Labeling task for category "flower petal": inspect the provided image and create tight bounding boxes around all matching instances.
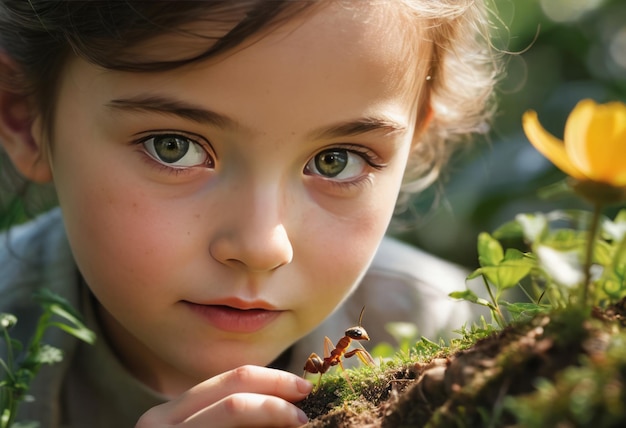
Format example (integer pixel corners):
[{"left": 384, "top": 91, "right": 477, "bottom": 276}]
[
  {"left": 522, "top": 110, "right": 586, "bottom": 180},
  {"left": 565, "top": 99, "right": 626, "bottom": 186}
]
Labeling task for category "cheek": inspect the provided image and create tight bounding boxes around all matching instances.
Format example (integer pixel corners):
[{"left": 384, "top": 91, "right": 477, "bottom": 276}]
[
  {"left": 52, "top": 151, "right": 193, "bottom": 301},
  {"left": 287, "top": 186, "right": 400, "bottom": 340},
  {"left": 296, "top": 171, "right": 404, "bottom": 298}
]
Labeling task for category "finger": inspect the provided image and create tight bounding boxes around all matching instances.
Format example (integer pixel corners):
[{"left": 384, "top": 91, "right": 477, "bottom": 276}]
[
  {"left": 151, "top": 366, "right": 312, "bottom": 423},
  {"left": 184, "top": 393, "right": 309, "bottom": 427}
]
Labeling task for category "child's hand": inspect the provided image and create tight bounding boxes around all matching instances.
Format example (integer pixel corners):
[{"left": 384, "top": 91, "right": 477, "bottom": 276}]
[{"left": 135, "top": 365, "right": 312, "bottom": 427}]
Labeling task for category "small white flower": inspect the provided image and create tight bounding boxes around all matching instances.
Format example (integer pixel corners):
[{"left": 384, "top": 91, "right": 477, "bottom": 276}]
[
  {"left": 0, "top": 313, "right": 17, "bottom": 329},
  {"left": 536, "top": 246, "right": 584, "bottom": 287},
  {"left": 603, "top": 218, "right": 626, "bottom": 242}
]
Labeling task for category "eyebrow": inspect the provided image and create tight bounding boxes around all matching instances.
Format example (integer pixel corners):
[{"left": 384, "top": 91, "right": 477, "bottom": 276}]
[
  {"left": 107, "top": 96, "right": 238, "bottom": 129},
  {"left": 308, "top": 117, "right": 407, "bottom": 140},
  {"left": 106, "top": 95, "right": 407, "bottom": 139}
]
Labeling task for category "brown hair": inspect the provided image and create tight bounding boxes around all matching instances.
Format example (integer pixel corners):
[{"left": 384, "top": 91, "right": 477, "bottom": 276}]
[
  {"left": 0, "top": 0, "right": 500, "bottom": 218},
  {"left": 0, "top": 1, "right": 316, "bottom": 138},
  {"left": 397, "top": 0, "right": 501, "bottom": 202}
]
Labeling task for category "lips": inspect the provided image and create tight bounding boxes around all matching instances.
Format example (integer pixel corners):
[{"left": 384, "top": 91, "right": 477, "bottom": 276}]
[{"left": 184, "top": 301, "right": 282, "bottom": 334}]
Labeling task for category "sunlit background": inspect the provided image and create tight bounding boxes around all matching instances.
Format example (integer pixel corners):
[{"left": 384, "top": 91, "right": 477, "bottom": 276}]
[{"left": 393, "top": 0, "right": 626, "bottom": 268}]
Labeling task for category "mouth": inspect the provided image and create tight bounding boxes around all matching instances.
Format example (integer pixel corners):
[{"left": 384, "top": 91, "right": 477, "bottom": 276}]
[{"left": 183, "top": 301, "right": 283, "bottom": 334}]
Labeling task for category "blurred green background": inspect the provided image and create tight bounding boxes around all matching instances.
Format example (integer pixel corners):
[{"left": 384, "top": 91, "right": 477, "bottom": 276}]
[{"left": 393, "top": 0, "right": 626, "bottom": 269}]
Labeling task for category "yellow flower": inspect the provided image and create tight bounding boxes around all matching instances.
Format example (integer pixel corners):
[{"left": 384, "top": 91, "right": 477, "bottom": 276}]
[{"left": 522, "top": 99, "right": 626, "bottom": 187}]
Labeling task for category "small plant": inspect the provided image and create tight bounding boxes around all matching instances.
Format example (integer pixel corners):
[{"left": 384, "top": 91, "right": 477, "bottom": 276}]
[
  {"left": 452, "top": 99, "right": 626, "bottom": 325},
  {"left": 0, "top": 289, "right": 95, "bottom": 428}
]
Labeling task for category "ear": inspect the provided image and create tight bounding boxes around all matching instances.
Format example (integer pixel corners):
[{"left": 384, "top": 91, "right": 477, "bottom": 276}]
[{"left": 0, "top": 55, "right": 52, "bottom": 183}]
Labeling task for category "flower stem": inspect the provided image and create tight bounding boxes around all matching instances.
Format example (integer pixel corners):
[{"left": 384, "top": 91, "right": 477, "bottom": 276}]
[
  {"left": 582, "top": 203, "right": 603, "bottom": 308},
  {"left": 482, "top": 276, "right": 505, "bottom": 327}
]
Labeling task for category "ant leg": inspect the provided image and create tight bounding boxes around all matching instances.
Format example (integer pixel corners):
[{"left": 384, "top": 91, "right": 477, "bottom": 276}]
[
  {"left": 323, "top": 336, "right": 334, "bottom": 359},
  {"left": 345, "top": 347, "right": 375, "bottom": 367},
  {"left": 336, "top": 359, "right": 355, "bottom": 393}
]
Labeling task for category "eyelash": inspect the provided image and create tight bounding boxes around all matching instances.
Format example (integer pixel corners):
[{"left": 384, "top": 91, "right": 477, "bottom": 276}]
[
  {"left": 132, "top": 130, "right": 214, "bottom": 173},
  {"left": 304, "top": 144, "right": 388, "bottom": 193},
  {"left": 308, "top": 144, "right": 386, "bottom": 172},
  {"left": 131, "top": 132, "right": 386, "bottom": 189},
  {"left": 345, "top": 145, "right": 386, "bottom": 170}
]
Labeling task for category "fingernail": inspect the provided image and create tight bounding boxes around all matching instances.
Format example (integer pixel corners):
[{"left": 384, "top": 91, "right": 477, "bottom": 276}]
[
  {"left": 296, "top": 408, "right": 309, "bottom": 425},
  {"left": 296, "top": 377, "right": 313, "bottom": 395}
]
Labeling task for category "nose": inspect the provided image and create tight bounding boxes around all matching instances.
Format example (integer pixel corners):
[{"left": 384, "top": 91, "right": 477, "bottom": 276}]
[{"left": 209, "top": 188, "right": 294, "bottom": 273}]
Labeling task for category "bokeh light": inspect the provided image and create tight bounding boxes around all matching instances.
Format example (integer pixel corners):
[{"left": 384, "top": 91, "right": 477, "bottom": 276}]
[
  {"left": 539, "top": 0, "right": 603, "bottom": 23},
  {"left": 609, "top": 26, "right": 626, "bottom": 70}
]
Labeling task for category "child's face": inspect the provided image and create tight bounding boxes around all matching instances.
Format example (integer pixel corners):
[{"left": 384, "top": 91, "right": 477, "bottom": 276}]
[{"left": 44, "top": 3, "right": 423, "bottom": 393}]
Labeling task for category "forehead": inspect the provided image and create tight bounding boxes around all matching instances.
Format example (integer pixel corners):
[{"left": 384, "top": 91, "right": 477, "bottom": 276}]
[
  {"left": 121, "top": 1, "right": 424, "bottom": 91},
  {"left": 58, "top": 1, "right": 427, "bottom": 137}
]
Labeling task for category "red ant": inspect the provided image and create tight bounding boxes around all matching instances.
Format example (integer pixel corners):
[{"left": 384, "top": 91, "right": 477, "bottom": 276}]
[{"left": 303, "top": 306, "right": 375, "bottom": 389}]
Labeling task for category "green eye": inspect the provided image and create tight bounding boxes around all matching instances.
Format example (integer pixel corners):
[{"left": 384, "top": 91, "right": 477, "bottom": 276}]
[
  {"left": 305, "top": 148, "right": 369, "bottom": 181},
  {"left": 142, "top": 134, "right": 212, "bottom": 168},
  {"left": 153, "top": 135, "right": 190, "bottom": 163},
  {"left": 314, "top": 149, "right": 349, "bottom": 177}
]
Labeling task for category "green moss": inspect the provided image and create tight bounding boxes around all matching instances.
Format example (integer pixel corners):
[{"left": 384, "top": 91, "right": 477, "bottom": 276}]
[{"left": 505, "top": 331, "right": 626, "bottom": 427}]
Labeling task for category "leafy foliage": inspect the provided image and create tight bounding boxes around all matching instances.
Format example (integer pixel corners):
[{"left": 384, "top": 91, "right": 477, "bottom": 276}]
[
  {"left": 0, "top": 290, "right": 95, "bottom": 428},
  {"left": 505, "top": 330, "right": 626, "bottom": 427},
  {"left": 451, "top": 206, "right": 626, "bottom": 327}
]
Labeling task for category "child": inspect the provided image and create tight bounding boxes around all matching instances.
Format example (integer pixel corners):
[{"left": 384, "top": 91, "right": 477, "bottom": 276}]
[{"left": 0, "top": 1, "right": 499, "bottom": 426}]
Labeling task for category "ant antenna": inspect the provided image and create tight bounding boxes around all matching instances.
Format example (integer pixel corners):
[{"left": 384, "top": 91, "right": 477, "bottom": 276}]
[{"left": 358, "top": 306, "right": 366, "bottom": 327}]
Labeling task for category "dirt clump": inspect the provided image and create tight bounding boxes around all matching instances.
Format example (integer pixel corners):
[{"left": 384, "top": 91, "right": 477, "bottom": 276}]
[{"left": 298, "top": 299, "right": 626, "bottom": 427}]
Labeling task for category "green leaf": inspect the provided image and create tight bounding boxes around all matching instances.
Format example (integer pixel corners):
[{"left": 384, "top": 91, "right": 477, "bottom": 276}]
[
  {"left": 614, "top": 209, "right": 626, "bottom": 224},
  {"left": 503, "top": 248, "right": 527, "bottom": 261},
  {"left": 542, "top": 229, "right": 586, "bottom": 252},
  {"left": 413, "top": 337, "right": 443, "bottom": 360},
  {"left": 33, "top": 289, "right": 83, "bottom": 323},
  {"left": 614, "top": 261, "right": 626, "bottom": 280},
  {"left": 467, "top": 267, "right": 484, "bottom": 280},
  {"left": 601, "top": 278, "right": 624, "bottom": 300},
  {"left": 449, "top": 289, "right": 492, "bottom": 307},
  {"left": 33, "top": 289, "right": 96, "bottom": 345},
  {"left": 492, "top": 220, "right": 523, "bottom": 240},
  {"left": 477, "top": 232, "right": 503, "bottom": 267},
  {"left": 48, "top": 322, "right": 96, "bottom": 345},
  {"left": 478, "top": 252, "right": 534, "bottom": 289},
  {"left": 500, "top": 301, "right": 551, "bottom": 319},
  {"left": 2, "top": 408, "right": 12, "bottom": 428},
  {"left": 593, "top": 240, "right": 613, "bottom": 266}
]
